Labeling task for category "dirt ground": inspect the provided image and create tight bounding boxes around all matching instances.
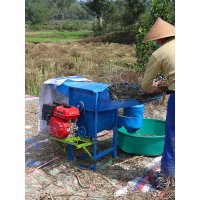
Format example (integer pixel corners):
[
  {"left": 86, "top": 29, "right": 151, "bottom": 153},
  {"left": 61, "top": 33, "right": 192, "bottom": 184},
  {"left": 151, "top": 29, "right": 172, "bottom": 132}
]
[{"left": 25, "top": 96, "right": 174, "bottom": 200}]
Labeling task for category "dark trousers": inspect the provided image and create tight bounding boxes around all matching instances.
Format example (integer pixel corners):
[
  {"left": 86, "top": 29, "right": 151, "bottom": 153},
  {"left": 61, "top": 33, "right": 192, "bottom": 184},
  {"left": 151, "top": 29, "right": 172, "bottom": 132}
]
[{"left": 161, "top": 93, "right": 175, "bottom": 177}]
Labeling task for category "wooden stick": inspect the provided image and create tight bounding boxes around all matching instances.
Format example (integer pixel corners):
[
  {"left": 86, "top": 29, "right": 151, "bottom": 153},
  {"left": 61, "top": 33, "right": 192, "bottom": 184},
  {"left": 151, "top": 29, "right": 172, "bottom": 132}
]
[{"left": 72, "top": 172, "right": 89, "bottom": 188}]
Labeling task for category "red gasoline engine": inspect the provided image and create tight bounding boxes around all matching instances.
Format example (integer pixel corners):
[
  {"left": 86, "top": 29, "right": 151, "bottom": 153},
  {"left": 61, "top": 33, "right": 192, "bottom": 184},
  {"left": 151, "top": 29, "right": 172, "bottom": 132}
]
[{"left": 42, "top": 103, "right": 80, "bottom": 139}]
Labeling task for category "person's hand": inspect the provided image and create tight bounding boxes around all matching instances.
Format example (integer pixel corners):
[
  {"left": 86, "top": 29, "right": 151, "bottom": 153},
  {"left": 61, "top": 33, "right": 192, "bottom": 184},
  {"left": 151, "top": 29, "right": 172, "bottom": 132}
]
[
  {"left": 152, "top": 80, "right": 168, "bottom": 93},
  {"left": 152, "top": 80, "right": 163, "bottom": 87}
]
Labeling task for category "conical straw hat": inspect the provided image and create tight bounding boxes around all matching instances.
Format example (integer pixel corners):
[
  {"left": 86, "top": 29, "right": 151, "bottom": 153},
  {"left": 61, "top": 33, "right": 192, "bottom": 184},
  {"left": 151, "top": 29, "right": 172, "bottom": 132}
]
[{"left": 143, "top": 17, "right": 175, "bottom": 42}]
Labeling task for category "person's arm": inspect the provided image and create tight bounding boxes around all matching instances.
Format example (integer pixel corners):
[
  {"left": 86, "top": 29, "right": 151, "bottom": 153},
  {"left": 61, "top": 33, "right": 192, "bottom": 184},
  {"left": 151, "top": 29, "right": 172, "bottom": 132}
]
[{"left": 141, "top": 54, "right": 162, "bottom": 94}]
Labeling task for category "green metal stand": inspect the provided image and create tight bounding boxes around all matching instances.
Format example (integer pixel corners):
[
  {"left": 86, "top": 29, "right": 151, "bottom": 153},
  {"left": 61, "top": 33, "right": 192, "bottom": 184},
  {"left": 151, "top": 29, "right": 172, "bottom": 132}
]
[{"left": 49, "top": 135, "right": 95, "bottom": 160}]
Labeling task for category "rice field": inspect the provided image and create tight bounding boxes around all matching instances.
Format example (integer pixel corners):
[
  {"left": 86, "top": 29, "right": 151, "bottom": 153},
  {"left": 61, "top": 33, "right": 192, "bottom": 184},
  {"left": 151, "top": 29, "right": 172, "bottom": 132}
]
[
  {"left": 25, "top": 41, "right": 140, "bottom": 96},
  {"left": 25, "top": 31, "right": 93, "bottom": 43}
]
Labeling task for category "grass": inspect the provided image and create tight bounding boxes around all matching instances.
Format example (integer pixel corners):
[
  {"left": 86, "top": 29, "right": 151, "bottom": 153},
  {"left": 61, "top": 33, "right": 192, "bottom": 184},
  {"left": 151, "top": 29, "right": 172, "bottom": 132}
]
[
  {"left": 25, "top": 42, "right": 140, "bottom": 96},
  {"left": 26, "top": 19, "right": 94, "bottom": 32},
  {"left": 25, "top": 31, "right": 94, "bottom": 43}
]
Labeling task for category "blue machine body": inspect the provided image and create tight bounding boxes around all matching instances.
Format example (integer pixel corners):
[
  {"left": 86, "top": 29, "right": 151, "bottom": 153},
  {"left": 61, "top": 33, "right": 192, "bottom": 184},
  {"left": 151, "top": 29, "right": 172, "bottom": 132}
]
[
  {"left": 46, "top": 76, "right": 161, "bottom": 170},
  {"left": 118, "top": 104, "right": 144, "bottom": 133},
  {"left": 56, "top": 81, "right": 141, "bottom": 136}
]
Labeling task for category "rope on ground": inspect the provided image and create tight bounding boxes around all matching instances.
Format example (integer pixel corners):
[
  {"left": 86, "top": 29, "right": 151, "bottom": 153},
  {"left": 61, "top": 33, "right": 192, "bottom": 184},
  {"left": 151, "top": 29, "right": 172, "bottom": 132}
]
[
  {"left": 72, "top": 172, "right": 89, "bottom": 188},
  {"left": 25, "top": 156, "right": 60, "bottom": 180}
]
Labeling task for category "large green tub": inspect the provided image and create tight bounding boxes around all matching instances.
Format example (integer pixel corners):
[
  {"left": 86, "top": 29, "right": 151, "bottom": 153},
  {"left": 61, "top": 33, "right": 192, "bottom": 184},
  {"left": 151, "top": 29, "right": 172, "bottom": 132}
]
[{"left": 117, "top": 118, "right": 165, "bottom": 156}]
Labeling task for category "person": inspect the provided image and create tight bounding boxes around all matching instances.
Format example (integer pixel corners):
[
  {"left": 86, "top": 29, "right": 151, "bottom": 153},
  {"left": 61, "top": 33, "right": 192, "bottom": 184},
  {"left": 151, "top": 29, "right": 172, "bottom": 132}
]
[{"left": 141, "top": 17, "right": 175, "bottom": 190}]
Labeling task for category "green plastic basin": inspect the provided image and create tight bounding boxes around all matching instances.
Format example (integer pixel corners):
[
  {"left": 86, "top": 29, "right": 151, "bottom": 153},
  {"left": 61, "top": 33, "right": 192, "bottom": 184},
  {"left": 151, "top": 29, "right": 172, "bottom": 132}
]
[{"left": 117, "top": 118, "right": 165, "bottom": 156}]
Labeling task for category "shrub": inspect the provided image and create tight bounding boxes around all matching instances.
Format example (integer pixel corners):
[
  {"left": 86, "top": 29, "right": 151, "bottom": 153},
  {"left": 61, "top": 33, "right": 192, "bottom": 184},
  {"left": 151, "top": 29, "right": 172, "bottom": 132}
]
[
  {"left": 26, "top": 20, "right": 93, "bottom": 32},
  {"left": 61, "top": 21, "right": 92, "bottom": 31},
  {"left": 104, "top": 27, "right": 137, "bottom": 44},
  {"left": 135, "top": 0, "right": 175, "bottom": 71}
]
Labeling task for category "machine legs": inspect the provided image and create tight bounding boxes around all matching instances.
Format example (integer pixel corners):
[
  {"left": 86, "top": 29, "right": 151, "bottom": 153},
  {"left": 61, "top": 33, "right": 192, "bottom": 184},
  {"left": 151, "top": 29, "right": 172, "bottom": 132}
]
[
  {"left": 64, "top": 129, "right": 117, "bottom": 169},
  {"left": 67, "top": 144, "right": 73, "bottom": 160},
  {"left": 112, "top": 111, "right": 118, "bottom": 158},
  {"left": 92, "top": 162, "right": 97, "bottom": 171},
  {"left": 112, "top": 129, "right": 117, "bottom": 158}
]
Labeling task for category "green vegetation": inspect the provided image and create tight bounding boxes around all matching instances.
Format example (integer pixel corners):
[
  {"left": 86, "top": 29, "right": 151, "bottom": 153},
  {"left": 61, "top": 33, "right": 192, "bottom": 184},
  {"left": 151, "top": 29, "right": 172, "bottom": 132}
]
[
  {"left": 83, "top": 0, "right": 111, "bottom": 29},
  {"left": 25, "top": 31, "right": 93, "bottom": 43},
  {"left": 25, "top": 0, "right": 95, "bottom": 32},
  {"left": 64, "top": 3, "right": 94, "bottom": 20},
  {"left": 85, "top": 0, "right": 147, "bottom": 39},
  {"left": 135, "top": 0, "right": 175, "bottom": 71},
  {"left": 26, "top": 20, "right": 94, "bottom": 31},
  {"left": 25, "top": 0, "right": 94, "bottom": 24}
]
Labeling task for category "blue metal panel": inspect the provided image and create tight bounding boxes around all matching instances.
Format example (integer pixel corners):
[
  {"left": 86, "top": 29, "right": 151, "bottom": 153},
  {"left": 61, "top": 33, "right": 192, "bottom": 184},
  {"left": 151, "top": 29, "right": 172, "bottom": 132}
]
[
  {"left": 57, "top": 84, "right": 70, "bottom": 97},
  {"left": 112, "top": 109, "right": 118, "bottom": 158},
  {"left": 69, "top": 88, "right": 97, "bottom": 111},
  {"left": 124, "top": 104, "right": 144, "bottom": 117},
  {"left": 93, "top": 92, "right": 98, "bottom": 170},
  {"left": 77, "top": 110, "right": 116, "bottom": 136},
  {"left": 118, "top": 105, "right": 144, "bottom": 133},
  {"left": 62, "top": 81, "right": 109, "bottom": 93},
  {"left": 68, "top": 145, "right": 73, "bottom": 160}
]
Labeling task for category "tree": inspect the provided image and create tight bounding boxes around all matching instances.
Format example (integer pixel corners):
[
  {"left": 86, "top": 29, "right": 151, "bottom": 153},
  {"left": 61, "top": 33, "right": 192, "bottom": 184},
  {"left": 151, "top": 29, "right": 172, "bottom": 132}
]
[
  {"left": 135, "top": 0, "right": 175, "bottom": 71},
  {"left": 25, "top": 0, "right": 55, "bottom": 24},
  {"left": 46, "top": 0, "right": 73, "bottom": 20},
  {"left": 83, "top": 0, "right": 111, "bottom": 29},
  {"left": 122, "top": 0, "right": 147, "bottom": 26},
  {"left": 100, "top": 0, "right": 147, "bottom": 43},
  {"left": 64, "top": 3, "right": 94, "bottom": 20},
  {"left": 103, "top": 0, "right": 125, "bottom": 31}
]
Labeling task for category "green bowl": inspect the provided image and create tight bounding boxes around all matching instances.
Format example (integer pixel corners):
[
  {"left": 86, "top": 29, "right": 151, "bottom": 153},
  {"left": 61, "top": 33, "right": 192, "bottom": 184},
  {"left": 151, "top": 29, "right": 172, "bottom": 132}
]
[{"left": 117, "top": 118, "right": 165, "bottom": 156}]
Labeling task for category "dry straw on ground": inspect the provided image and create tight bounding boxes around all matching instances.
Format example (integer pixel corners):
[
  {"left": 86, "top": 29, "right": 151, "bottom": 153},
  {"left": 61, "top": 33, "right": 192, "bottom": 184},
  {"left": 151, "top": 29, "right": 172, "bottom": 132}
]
[
  {"left": 25, "top": 97, "right": 174, "bottom": 200},
  {"left": 25, "top": 42, "right": 139, "bottom": 95}
]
